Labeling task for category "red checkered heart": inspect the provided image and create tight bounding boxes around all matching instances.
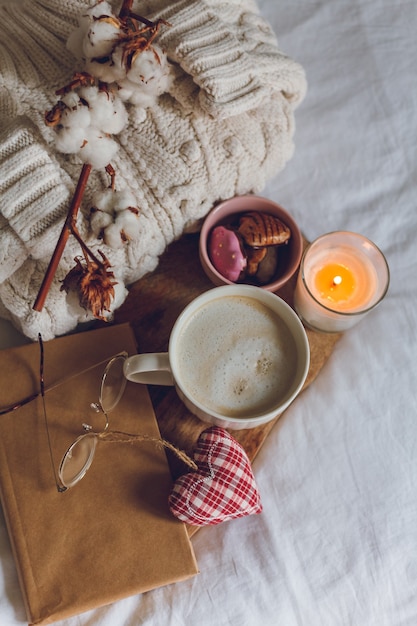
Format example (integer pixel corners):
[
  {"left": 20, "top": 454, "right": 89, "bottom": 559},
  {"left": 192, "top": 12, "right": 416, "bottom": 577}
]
[{"left": 169, "top": 426, "right": 262, "bottom": 526}]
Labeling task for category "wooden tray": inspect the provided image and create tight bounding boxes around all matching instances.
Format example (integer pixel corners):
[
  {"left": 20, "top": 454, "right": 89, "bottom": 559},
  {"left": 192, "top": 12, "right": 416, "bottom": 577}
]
[{"left": 113, "top": 233, "right": 341, "bottom": 475}]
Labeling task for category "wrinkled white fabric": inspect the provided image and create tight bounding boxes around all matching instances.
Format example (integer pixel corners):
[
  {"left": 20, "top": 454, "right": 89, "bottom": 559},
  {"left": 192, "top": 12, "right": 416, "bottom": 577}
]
[{"left": 1, "top": 1, "right": 417, "bottom": 626}]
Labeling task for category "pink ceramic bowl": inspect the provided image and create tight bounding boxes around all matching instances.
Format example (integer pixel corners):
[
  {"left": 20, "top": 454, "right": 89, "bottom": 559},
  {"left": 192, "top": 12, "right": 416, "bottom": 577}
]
[{"left": 199, "top": 195, "right": 303, "bottom": 292}]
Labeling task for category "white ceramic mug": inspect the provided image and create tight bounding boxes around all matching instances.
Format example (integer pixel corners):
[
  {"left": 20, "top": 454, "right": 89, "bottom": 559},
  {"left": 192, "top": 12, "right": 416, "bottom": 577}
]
[{"left": 123, "top": 285, "right": 310, "bottom": 430}]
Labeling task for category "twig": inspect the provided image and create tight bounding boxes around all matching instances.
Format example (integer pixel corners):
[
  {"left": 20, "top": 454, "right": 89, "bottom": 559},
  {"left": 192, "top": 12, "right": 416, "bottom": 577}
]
[
  {"left": 33, "top": 163, "right": 92, "bottom": 312},
  {"left": 119, "top": 0, "right": 156, "bottom": 27}
]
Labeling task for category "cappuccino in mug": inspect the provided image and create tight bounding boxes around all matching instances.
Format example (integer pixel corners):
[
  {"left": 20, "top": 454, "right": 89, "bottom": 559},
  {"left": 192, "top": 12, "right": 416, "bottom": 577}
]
[
  {"left": 173, "top": 295, "right": 297, "bottom": 418},
  {"left": 124, "top": 285, "right": 310, "bottom": 430}
]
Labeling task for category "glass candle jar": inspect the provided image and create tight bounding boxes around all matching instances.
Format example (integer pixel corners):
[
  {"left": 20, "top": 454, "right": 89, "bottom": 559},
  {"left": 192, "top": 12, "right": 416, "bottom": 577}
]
[{"left": 294, "top": 231, "right": 390, "bottom": 333}]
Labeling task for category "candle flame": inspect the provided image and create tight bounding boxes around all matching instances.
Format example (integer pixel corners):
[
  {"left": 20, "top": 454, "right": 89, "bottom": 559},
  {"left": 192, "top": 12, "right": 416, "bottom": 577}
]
[{"left": 333, "top": 275, "right": 342, "bottom": 286}]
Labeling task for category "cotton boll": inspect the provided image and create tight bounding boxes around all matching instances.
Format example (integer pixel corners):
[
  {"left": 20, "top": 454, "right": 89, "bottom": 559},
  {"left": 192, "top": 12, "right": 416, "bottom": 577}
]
[
  {"left": 61, "top": 91, "right": 81, "bottom": 109},
  {"left": 77, "top": 128, "right": 119, "bottom": 168},
  {"left": 127, "top": 47, "right": 164, "bottom": 85},
  {"left": 91, "top": 188, "right": 116, "bottom": 213},
  {"left": 88, "top": 92, "right": 116, "bottom": 129},
  {"left": 115, "top": 208, "right": 141, "bottom": 240},
  {"left": 102, "top": 222, "right": 125, "bottom": 249},
  {"left": 65, "top": 287, "right": 96, "bottom": 321},
  {"left": 60, "top": 103, "right": 91, "bottom": 130},
  {"left": 54, "top": 126, "right": 86, "bottom": 154},
  {"left": 87, "top": 1, "right": 114, "bottom": 20},
  {"left": 83, "top": 17, "right": 121, "bottom": 60},
  {"left": 129, "top": 105, "right": 147, "bottom": 124},
  {"left": 111, "top": 276, "right": 128, "bottom": 308},
  {"left": 91, "top": 188, "right": 141, "bottom": 247},
  {"left": 101, "top": 209, "right": 141, "bottom": 248},
  {"left": 117, "top": 78, "right": 157, "bottom": 108},
  {"left": 78, "top": 85, "right": 99, "bottom": 105},
  {"left": 127, "top": 46, "right": 172, "bottom": 90},
  {"left": 89, "top": 208, "right": 114, "bottom": 238},
  {"left": 101, "top": 277, "right": 128, "bottom": 320},
  {"left": 58, "top": 92, "right": 91, "bottom": 132},
  {"left": 116, "top": 83, "right": 134, "bottom": 103},
  {"left": 66, "top": 1, "right": 115, "bottom": 60},
  {"left": 105, "top": 94, "right": 128, "bottom": 134},
  {"left": 89, "top": 91, "right": 128, "bottom": 134},
  {"left": 118, "top": 47, "right": 173, "bottom": 106},
  {"left": 112, "top": 188, "right": 137, "bottom": 213}
]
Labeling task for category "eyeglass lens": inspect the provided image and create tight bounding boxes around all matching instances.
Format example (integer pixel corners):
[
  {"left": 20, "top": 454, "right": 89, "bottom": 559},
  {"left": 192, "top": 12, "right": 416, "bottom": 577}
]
[
  {"left": 59, "top": 433, "right": 98, "bottom": 488},
  {"left": 100, "top": 354, "right": 127, "bottom": 413},
  {"left": 58, "top": 354, "right": 127, "bottom": 489}
]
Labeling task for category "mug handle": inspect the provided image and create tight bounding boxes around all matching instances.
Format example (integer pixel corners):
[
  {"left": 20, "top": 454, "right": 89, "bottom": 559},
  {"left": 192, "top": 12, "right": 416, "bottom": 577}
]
[{"left": 123, "top": 353, "right": 174, "bottom": 386}]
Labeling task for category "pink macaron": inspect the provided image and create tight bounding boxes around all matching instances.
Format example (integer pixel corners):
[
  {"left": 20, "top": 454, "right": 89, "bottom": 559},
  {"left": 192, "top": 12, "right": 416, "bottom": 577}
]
[{"left": 208, "top": 226, "right": 247, "bottom": 282}]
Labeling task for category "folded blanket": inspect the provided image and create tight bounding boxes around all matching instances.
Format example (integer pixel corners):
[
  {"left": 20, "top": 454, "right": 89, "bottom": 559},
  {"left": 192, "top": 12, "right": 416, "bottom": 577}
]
[{"left": 0, "top": 0, "right": 306, "bottom": 340}]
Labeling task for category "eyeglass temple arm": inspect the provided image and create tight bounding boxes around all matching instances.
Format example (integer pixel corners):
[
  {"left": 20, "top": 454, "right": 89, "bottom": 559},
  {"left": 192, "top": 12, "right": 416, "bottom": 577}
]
[
  {"left": 0, "top": 342, "right": 127, "bottom": 417},
  {"left": 39, "top": 333, "right": 45, "bottom": 396},
  {"left": 0, "top": 335, "right": 45, "bottom": 416},
  {"left": 38, "top": 334, "right": 67, "bottom": 493},
  {"left": 0, "top": 391, "right": 40, "bottom": 416}
]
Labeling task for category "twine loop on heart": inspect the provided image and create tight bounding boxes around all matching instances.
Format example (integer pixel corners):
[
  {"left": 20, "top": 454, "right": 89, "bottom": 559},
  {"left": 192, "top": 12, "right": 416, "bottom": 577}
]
[{"left": 99, "top": 430, "right": 198, "bottom": 470}]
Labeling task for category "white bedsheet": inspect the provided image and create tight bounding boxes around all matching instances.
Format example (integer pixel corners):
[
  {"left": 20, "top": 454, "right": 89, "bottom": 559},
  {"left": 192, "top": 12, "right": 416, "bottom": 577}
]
[{"left": 1, "top": 1, "right": 416, "bottom": 625}]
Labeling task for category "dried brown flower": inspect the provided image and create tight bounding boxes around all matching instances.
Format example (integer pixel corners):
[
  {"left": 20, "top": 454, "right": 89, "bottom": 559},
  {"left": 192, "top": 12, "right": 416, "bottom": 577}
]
[
  {"left": 45, "top": 100, "right": 68, "bottom": 127},
  {"left": 55, "top": 71, "right": 96, "bottom": 96},
  {"left": 61, "top": 250, "right": 117, "bottom": 320}
]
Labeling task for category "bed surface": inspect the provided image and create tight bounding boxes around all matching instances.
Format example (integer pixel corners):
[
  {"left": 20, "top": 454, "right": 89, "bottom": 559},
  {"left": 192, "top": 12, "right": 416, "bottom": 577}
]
[{"left": 1, "top": 1, "right": 416, "bottom": 625}]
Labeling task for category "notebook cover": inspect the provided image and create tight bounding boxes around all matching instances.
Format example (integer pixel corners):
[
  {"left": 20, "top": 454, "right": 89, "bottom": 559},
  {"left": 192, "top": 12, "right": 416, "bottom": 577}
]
[{"left": 0, "top": 323, "right": 198, "bottom": 625}]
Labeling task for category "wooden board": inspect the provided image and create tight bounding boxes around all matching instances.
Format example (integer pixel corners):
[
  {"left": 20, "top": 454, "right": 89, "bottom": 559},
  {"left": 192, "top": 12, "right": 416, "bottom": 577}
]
[{"left": 113, "top": 233, "right": 341, "bottom": 476}]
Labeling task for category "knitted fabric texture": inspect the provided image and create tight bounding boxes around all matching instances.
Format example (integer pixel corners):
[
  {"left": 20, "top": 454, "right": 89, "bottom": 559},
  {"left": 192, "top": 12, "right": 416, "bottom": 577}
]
[{"left": 0, "top": 0, "right": 307, "bottom": 340}]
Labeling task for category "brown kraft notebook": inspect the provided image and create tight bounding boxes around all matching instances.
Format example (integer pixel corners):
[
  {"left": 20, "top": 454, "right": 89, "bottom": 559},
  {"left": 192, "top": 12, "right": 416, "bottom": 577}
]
[{"left": 0, "top": 323, "right": 198, "bottom": 625}]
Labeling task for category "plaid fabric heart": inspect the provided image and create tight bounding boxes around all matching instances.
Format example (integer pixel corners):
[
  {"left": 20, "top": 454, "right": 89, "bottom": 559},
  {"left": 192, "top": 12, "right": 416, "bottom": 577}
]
[{"left": 169, "top": 426, "right": 262, "bottom": 526}]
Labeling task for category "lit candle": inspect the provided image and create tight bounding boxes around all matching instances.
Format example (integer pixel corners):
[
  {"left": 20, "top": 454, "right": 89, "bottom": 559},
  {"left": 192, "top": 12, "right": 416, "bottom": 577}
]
[{"left": 294, "top": 232, "right": 390, "bottom": 332}]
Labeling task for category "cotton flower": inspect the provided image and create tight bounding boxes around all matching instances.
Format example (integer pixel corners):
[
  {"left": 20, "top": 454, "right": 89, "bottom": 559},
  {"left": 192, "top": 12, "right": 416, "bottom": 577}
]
[
  {"left": 80, "top": 129, "right": 120, "bottom": 169},
  {"left": 117, "top": 45, "right": 173, "bottom": 107},
  {"left": 38, "top": 3, "right": 170, "bottom": 319},
  {"left": 82, "top": 15, "right": 121, "bottom": 59},
  {"left": 60, "top": 98, "right": 91, "bottom": 129},
  {"left": 102, "top": 209, "right": 140, "bottom": 248},
  {"left": 125, "top": 45, "right": 168, "bottom": 86},
  {"left": 89, "top": 187, "right": 141, "bottom": 248},
  {"left": 65, "top": 2, "right": 172, "bottom": 108},
  {"left": 54, "top": 126, "right": 86, "bottom": 155},
  {"left": 74, "top": 85, "right": 128, "bottom": 134},
  {"left": 66, "top": 1, "right": 118, "bottom": 60},
  {"left": 46, "top": 84, "right": 128, "bottom": 168}
]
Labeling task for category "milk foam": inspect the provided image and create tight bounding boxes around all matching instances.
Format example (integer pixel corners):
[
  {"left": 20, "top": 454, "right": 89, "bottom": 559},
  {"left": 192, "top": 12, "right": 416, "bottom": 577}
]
[{"left": 175, "top": 296, "right": 297, "bottom": 418}]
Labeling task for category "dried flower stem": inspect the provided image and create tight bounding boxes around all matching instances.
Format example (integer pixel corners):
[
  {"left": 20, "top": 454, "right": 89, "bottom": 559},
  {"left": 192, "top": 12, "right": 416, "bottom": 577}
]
[
  {"left": 119, "top": 0, "right": 136, "bottom": 20},
  {"left": 33, "top": 163, "right": 92, "bottom": 312},
  {"left": 33, "top": 0, "right": 161, "bottom": 313}
]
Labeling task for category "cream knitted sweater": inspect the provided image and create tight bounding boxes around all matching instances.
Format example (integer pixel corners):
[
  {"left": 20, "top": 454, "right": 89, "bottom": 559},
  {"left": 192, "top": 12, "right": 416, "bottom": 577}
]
[{"left": 0, "top": 0, "right": 306, "bottom": 340}]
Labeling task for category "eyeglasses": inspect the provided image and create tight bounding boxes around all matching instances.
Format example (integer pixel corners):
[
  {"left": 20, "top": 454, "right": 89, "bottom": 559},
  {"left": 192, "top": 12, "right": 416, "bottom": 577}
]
[
  {"left": 57, "top": 350, "right": 129, "bottom": 490},
  {"left": 1, "top": 334, "right": 196, "bottom": 492},
  {"left": 1, "top": 334, "right": 128, "bottom": 491}
]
